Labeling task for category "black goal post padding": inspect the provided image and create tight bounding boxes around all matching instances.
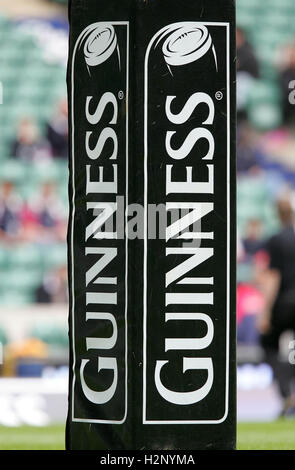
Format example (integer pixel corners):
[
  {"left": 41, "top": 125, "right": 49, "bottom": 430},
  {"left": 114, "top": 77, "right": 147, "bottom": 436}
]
[{"left": 66, "top": 0, "right": 236, "bottom": 450}]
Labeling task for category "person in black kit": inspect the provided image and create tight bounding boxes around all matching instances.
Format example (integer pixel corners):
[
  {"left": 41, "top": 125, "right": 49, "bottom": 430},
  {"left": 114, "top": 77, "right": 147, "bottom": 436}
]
[
  {"left": 259, "top": 197, "right": 295, "bottom": 416},
  {"left": 236, "top": 27, "right": 260, "bottom": 80},
  {"left": 236, "top": 27, "right": 260, "bottom": 122},
  {"left": 46, "top": 99, "right": 68, "bottom": 158}
]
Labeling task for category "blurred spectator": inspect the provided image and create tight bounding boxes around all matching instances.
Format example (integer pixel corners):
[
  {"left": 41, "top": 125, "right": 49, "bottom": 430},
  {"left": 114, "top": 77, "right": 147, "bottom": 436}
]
[
  {"left": 243, "top": 219, "right": 264, "bottom": 257},
  {"left": 236, "top": 28, "right": 260, "bottom": 118},
  {"left": 237, "top": 27, "right": 260, "bottom": 79},
  {"left": 19, "top": 201, "right": 40, "bottom": 242},
  {"left": 237, "top": 124, "right": 260, "bottom": 174},
  {"left": 46, "top": 98, "right": 68, "bottom": 158},
  {"left": 277, "top": 41, "right": 295, "bottom": 125},
  {"left": 258, "top": 195, "right": 295, "bottom": 416},
  {"left": 11, "top": 118, "right": 52, "bottom": 162},
  {"left": 237, "top": 246, "right": 268, "bottom": 346},
  {"left": 27, "top": 181, "right": 67, "bottom": 242},
  {"left": 237, "top": 283, "right": 264, "bottom": 345},
  {"left": 0, "top": 181, "right": 23, "bottom": 241},
  {"left": 237, "top": 231, "right": 245, "bottom": 263},
  {"left": 35, "top": 265, "right": 68, "bottom": 304}
]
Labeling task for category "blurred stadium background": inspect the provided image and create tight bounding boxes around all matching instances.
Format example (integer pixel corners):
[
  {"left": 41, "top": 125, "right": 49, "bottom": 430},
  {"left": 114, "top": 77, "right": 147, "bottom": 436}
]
[{"left": 0, "top": 0, "right": 295, "bottom": 449}]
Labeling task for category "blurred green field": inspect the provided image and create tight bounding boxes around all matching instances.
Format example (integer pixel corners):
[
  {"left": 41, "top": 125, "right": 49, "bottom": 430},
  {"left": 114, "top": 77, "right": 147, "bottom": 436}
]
[
  {"left": 238, "top": 420, "right": 295, "bottom": 450},
  {"left": 0, "top": 421, "right": 294, "bottom": 450},
  {"left": 0, "top": 425, "right": 65, "bottom": 450}
]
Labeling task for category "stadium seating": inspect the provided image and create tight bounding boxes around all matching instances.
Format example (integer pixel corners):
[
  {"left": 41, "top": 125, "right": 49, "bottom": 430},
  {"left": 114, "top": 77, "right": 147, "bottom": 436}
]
[
  {"left": 30, "top": 323, "right": 68, "bottom": 348},
  {"left": 237, "top": 174, "right": 280, "bottom": 237},
  {"left": 236, "top": 0, "right": 295, "bottom": 238},
  {"left": 0, "top": 327, "right": 8, "bottom": 346},
  {"left": 0, "top": 17, "right": 66, "bottom": 154},
  {"left": 237, "top": 0, "right": 295, "bottom": 130},
  {"left": 0, "top": 16, "right": 68, "bottom": 305},
  {"left": 0, "top": 243, "right": 67, "bottom": 305}
]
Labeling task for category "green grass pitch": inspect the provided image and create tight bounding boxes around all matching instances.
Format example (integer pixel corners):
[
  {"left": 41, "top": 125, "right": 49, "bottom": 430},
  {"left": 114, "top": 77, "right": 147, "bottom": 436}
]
[
  {"left": 237, "top": 420, "right": 295, "bottom": 450},
  {"left": 0, "top": 421, "right": 294, "bottom": 450}
]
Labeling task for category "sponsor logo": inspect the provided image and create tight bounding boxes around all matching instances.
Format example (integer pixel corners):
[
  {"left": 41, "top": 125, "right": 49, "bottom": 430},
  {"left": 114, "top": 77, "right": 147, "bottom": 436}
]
[
  {"left": 143, "top": 22, "right": 230, "bottom": 423},
  {"left": 70, "top": 22, "right": 129, "bottom": 423},
  {"left": 78, "top": 23, "right": 121, "bottom": 72},
  {"left": 156, "top": 23, "right": 217, "bottom": 70}
]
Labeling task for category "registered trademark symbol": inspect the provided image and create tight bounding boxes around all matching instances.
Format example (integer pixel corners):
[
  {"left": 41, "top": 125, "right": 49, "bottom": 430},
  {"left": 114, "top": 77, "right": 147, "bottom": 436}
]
[
  {"left": 215, "top": 91, "right": 223, "bottom": 100},
  {"left": 118, "top": 91, "right": 124, "bottom": 100}
]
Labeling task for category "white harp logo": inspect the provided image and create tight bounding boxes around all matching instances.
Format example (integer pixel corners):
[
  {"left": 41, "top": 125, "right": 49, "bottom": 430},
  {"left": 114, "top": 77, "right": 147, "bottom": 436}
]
[
  {"left": 155, "top": 22, "right": 218, "bottom": 75},
  {"left": 78, "top": 22, "right": 120, "bottom": 74}
]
